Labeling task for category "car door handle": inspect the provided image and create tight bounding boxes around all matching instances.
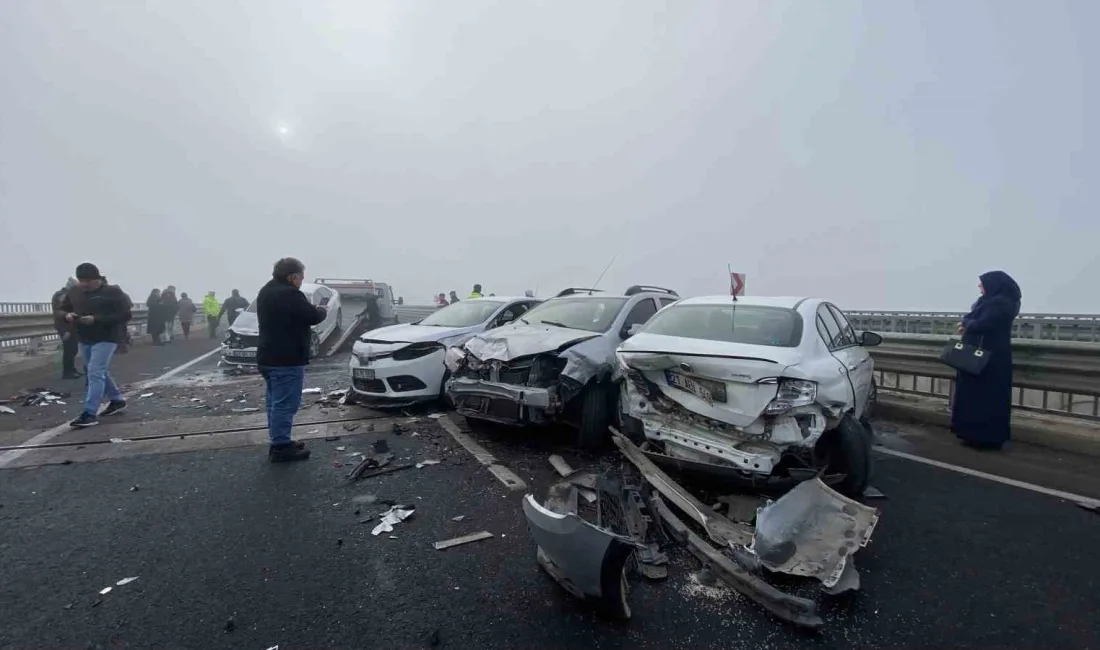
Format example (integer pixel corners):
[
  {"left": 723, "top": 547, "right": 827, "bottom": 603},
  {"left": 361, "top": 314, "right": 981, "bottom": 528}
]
[{"left": 847, "top": 357, "right": 867, "bottom": 371}]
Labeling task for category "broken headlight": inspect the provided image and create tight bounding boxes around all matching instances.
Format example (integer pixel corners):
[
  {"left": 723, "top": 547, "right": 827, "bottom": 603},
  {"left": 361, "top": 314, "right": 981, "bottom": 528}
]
[
  {"left": 225, "top": 332, "right": 244, "bottom": 349},
  {"left": 764, "top": 379, "right": 817, "bottom": 415},
  {"left": 443, "top": 346, "right": 467, "bottom": 373},
  {"left": 392, "top": 341, "right": 443, "bottom": 361}
]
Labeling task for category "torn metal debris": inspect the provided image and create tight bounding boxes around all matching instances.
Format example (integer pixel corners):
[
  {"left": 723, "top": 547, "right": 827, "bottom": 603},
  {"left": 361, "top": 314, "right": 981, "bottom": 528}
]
[
  {"left": 433, "top": 531, "right": 494, "bottom": 550},
  {"left": 371, "top": 505, "right": 415, "bottom": 536}
]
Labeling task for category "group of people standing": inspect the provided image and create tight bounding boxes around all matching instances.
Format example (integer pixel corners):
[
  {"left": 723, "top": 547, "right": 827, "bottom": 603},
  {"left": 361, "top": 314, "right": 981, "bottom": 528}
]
[
  {"left": 144, "top": 288, "right": 251, "bottom": 343},
  {"left": 434, "top": 284, "right": 494, "bottom": 308}
]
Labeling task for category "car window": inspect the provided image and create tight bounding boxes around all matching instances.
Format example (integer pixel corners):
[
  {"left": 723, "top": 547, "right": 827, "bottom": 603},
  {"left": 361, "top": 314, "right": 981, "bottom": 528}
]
[
  {"left": 816, "top": 306, "right": 848, "bottom": 350},
  {"left": 622, "top": 298, "right": 658, "bottom": 329},
  {"left": 246, "top": 300, "right": 257, "bottom": 313},
  {"left": 658, "top": 298, "right": 676, "bottom": 308},
  {"left": 419, "top": 300, "right": 505, "bottom": 327},
  {"left": 520, "top": 297, "right": 629, "bottom": 333},
  {"left": 642, "top": 304, "right": 803, "bottom": 347},
  {"left": 826, "top": 304, "right": 858, "bottom": 347}
]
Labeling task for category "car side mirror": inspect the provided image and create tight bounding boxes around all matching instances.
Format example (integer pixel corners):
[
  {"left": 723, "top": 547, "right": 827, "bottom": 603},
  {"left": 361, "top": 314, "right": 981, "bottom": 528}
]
[
  {"left": 860, "top": 331, "right": 882, "bottom": 347},
  {"left": 622, "top": 323, "right": 643, "bottom": 339}
]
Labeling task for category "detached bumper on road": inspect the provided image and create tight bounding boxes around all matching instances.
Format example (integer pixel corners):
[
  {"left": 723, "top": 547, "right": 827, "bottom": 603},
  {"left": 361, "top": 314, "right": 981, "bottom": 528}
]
[{"left": 447, "top": 377, "right": 554, "bottom": 424}]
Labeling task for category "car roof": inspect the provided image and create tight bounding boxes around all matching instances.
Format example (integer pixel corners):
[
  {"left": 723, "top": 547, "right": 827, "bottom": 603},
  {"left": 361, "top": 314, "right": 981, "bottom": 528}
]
[
  {"left": 458, "top": 296, "right": 533, "bottom": 303},
  {"left": 674, "top": 295, "right": 813, "bottom": 309}
]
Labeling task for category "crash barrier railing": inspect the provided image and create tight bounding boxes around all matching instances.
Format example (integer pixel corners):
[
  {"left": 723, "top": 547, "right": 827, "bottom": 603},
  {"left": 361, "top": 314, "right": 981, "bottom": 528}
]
[
  {"left": 847, "top": 311, "right": 1100, "bottom": 343},
  {"left": 394, "top": 305, "right": 439, "bottom": 322},
  {"left": 870, "top": 333, "right": 1100, "bottom": 422}
]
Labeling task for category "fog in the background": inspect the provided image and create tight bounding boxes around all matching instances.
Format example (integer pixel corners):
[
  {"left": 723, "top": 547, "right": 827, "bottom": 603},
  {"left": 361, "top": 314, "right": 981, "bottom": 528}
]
[{"left": 1, "top": 1, "right": 1095, "bottom": 311}]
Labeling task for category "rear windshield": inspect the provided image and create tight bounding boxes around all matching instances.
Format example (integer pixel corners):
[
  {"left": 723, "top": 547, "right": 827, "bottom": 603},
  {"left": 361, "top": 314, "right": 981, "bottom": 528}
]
[
  {"left": 640, "top": 304, "right": 803, "bottom": 347},
  {"left": 520, "top": 297, "right": 628, "bottom": 333},
  {"left": 419, "top": 300, "right": 504, "bottom": 327}
]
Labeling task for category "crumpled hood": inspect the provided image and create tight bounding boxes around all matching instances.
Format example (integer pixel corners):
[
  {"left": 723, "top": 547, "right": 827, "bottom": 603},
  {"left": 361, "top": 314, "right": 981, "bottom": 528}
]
[
  {"left": 229, "top": 312, "right": 259, "bottom": 337},
  {"left": 360, "top": 323, "right": 464, "bottom": 345},
  {"left": 464, "top": 323, "right": 600, "bottom": 362}
]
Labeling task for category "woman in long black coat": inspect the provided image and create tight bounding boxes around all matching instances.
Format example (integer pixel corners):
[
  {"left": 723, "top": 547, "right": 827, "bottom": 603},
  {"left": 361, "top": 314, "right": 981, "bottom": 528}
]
[
  {"left": 146, "top": 288, "right": 165, "bottom": 345},
  {"left": 950, "top": 271, "right": 1021, "bottom": 450}
]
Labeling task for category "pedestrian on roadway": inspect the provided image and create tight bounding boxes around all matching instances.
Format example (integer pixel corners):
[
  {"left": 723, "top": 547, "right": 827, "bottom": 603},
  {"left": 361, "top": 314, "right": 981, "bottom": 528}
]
[
  {"left": 58, "top": 263, "right": 132, "bottom": 428},
  {"left": 257, "top": 258, "right": 327, "bottom": 462},
  {"left": 448, "top": 290, "right": 460, "bottom": 304},
  {"left": 51, "top": 277, "right": 82, "bottom": 379},
  {"left": 161, "top": 286, "right": 179, "bottom": 342},
  {"left": 220, "top": 289, "right": 250, "bottom": 326},
  {"left": 203, "top": 291, "right": 221, "bottom": 339},
  {"left": 467, "top": 284, "right": 483, "bottom": 299},
  {"left": 951, "top": 270, "right": 1021, "bottom": 451},
  {"left": 177, "top": 292, "right": 196, "bottom": 338},
  {"left": 146, "top": 288, "right": 165, "bottom": 345},
  {"left": 435, "top": 293, "right": 448, "bottom": 308}
]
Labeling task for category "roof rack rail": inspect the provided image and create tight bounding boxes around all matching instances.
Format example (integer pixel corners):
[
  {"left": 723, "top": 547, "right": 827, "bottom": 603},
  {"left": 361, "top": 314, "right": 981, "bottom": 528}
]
[
  {"left": 555, "top": 287, "right": 605, "bottom": 297},
  {"left": 624, "top": 285, "right": 679, "bottom": 297}
]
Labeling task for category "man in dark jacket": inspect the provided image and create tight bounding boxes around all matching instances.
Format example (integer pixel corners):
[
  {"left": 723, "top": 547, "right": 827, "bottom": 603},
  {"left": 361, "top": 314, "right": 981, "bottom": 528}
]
[
  {"left": 257, "top": 258, "right": 326, "bottom": 462},
  {"left": 51, "top": 277, "right": 82, "bottom": 379},
  {"left": 57, "top": 263, "right": 133, "bottom": 428},
  {"left": 219, "top": 289, "right": 250, "bottom": 326}
]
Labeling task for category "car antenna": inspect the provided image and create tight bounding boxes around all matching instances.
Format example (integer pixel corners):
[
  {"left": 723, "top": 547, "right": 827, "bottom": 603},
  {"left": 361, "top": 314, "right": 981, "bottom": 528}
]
[{"left": 590, "top": 254, "right": 617, "bottom": 292}]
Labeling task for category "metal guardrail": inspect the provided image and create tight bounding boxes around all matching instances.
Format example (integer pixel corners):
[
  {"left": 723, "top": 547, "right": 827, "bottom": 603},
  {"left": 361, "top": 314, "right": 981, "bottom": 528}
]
[
  {"left": 394, "top": 305, "right": 438, "bottom": 322},
  {"left": 870, "top": 333, "right": 1100, "bottom": 422},
  {"left": 847, "top": 311, "right": 1100, "bottom": 342}
]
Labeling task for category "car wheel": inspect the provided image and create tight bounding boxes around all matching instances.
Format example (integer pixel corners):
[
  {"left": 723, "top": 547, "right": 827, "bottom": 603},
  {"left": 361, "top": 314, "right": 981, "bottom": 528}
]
[
  {"left": 576, "top": 383, "right": 615, "bottom": 450},
  {"left": 819, "top": 414, "right": 872, "bottom": 498},
  {"left": 309, "top": 332, "right": 321, "bottom": 359}
]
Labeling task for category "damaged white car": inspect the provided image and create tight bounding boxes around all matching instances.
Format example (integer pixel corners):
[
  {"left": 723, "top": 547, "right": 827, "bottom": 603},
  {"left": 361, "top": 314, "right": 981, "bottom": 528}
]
[
  {"left": 617, "top": 296, "right": 881, "bottom": 496},
  {"left": 446, "top": 286, "right": 680, "bottom": 448},
  {"left": 222, "top": 282, "right": 343, "bottom": 368}
]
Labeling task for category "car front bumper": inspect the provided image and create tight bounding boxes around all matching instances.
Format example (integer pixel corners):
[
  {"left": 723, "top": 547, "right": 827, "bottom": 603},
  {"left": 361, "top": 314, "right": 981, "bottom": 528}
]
[
  {"left": 348, "top": 349, "right": 445, "bottom": 404},
  {"left": 221, "top": 346, "right": 258, "bottom": 367},
  {"left": 446, "top": 377, "right": 555, "bottom": 424}
]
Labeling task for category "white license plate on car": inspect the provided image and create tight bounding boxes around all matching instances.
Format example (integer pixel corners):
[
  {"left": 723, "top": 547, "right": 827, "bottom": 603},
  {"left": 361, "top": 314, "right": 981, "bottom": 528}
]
[
  {"left": 353, "top": 368, "right": 375, "bottom": 380},
  {"left": 665, "top": 371, "right": 725, "bottom": 403},
  {"left": 228, "top": 349, "right": 256, "bottom": 358}
]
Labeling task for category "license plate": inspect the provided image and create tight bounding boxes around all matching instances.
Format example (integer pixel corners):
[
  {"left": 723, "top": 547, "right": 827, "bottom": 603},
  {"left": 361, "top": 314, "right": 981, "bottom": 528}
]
[
  {"left": 353, "top": 368, "right": 375, "bottom": 380},
  {"left": 228, "top": 349, "right": 256, "bottom": 358},
  {"left": 664, "top": 371, "right": 726, "bottom": 403}
]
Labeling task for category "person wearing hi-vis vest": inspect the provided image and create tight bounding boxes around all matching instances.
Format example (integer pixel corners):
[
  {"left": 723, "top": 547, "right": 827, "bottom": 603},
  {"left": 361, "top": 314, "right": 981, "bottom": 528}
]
[
  {"left": 466, "top": 284, "right": 483, "bottom": 299},
  {"left": 203, "top": 291, "right": 221, "bottom": 339}
]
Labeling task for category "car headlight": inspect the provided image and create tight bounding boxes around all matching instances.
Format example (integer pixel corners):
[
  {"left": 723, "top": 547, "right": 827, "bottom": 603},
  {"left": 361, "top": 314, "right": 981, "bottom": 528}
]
[
  {"left": 764, "top": 379, "right": 818, "bottom": 415},
  {"left": 393, "top": 342, "right": 444, "bottom": 361}
]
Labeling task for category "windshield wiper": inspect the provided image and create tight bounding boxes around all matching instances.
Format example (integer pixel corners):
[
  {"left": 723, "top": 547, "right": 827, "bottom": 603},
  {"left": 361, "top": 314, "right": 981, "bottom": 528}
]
[{"left": 537, "top": 320, "right": 570, "bottom": 329}]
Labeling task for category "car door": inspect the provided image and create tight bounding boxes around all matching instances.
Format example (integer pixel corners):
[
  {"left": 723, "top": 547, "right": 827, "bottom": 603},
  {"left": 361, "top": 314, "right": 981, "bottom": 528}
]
[
  {"left": 311, "top": 288, "right": 333, "bottom": 338},
  {"left": 828, "top": 304, "right": 873, "bottom": 417},
  {"left": 815, "top": 304, "right": 863, "bottom": 417}
]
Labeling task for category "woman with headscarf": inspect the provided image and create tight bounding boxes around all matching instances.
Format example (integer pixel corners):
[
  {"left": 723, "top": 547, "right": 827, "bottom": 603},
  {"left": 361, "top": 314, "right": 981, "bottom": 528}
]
[
  {"left": 177, "top": 292, "right": 196, "bottom": 338},
  {"left": 146, "top": 288, "right": 165, "bottom": 345},
  {"left": 951, "top": 271, "right": 1022, "bottom": 450}
]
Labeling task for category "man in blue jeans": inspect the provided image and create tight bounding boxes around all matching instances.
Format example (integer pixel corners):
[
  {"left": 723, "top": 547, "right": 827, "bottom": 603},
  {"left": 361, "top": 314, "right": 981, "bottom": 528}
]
[
  {"left": 58, "top": 263, "right": 133, "bottom": 428},
  {"left": 256, "top": 257, "right": 327, "bottom": 462}
]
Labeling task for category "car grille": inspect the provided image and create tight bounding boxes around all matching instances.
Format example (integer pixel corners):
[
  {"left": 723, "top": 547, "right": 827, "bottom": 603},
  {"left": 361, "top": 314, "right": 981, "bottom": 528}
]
[
  {"left": 388, "top": 375, "right": 427, "bottom": 393},
  {"left": 228, "top": 334, "right": 259, "bottom": 349},
  {"left": 353, "top": 378, "right": 386, "bottom": 393},
  {"left": 498, "top": 366, "right": 531, "bottom": 385}
]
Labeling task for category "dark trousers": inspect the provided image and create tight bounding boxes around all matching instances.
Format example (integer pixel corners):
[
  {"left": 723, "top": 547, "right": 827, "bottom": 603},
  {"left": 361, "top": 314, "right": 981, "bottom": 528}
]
[
  {"left": 207, "top": 316, "right": 219, "bottom": 339},
  {"left": 60, "top": 332, "right": 79, "bottom": 375},
  {"left": 260, "top": 365, "right": 305, "bottom": 446},
  {"left": 181, "top": 320, "right": 191, "bottom": 338}
]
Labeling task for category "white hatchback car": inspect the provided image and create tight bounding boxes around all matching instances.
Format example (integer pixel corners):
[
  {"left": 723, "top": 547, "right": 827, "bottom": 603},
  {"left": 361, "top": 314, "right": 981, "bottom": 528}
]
[
  {"left": 616, "top": 296, "right": 881, "bottom": 496},
  {"left": 222, "top": 282, "right": 344, "bottom": 367},
  {"left": 350, "top": 297, "right": 541, "bottom": 405}
]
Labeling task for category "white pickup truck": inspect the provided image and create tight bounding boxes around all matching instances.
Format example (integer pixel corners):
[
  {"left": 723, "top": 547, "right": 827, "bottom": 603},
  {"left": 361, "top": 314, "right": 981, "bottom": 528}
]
[{"left": 313, "top": 279, "right": 399, "bottom": 324}]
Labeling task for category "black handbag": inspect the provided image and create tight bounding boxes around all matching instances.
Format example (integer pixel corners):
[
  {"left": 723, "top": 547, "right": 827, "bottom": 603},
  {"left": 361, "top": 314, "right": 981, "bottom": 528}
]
[{"left": 940, "top": 338, "right": 991, "bottom": 376}]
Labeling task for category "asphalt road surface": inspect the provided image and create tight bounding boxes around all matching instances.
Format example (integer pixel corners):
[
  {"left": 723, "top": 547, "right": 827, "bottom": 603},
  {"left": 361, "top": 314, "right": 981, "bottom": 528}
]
[{"left": 1, "top": 324, "right": 1098, "bottom": 649}]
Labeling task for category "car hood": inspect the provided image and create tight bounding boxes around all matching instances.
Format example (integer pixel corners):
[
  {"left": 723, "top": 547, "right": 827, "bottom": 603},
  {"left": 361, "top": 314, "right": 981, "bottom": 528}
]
[
  {"left": 359, "top": 323, "right": 466, "bottom": 345},
  {"left": 229, "top": 312, "right": 259, "bottom": 337},
  {"left": 464, "top": 323, "right": 601, "bottom": 362}
]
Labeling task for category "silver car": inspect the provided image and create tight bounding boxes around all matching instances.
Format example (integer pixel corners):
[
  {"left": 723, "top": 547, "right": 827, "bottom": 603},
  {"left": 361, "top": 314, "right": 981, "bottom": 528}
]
[{"left": 445, "top": 286, "right": 679, "bottom": 448}]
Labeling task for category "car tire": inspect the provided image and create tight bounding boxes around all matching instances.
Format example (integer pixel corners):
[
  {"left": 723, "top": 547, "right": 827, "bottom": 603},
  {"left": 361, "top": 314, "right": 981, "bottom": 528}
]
[
  {"left": 822, "top": 414, "right": 872, "bottom": 498},
  {"left": 577, "top": 383, "right": 614, "bottom": 451},
  {"left": 308, "top": 332, "right": 321, "bottom": 359}
]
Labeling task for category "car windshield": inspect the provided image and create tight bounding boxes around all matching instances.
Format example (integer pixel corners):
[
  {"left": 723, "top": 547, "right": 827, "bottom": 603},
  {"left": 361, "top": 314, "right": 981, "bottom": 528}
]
[
  {"left": 641, "top": 304, "right": 803, "bottom": 347},
  {"left": 245, "top": 300, "right": 257, "bottom": 313},
  {"left": 419, "top": 300, "right": 504, "bottom": 327},
  {"left": 520, "top": 297, "right": 628, "bottom": 333}
]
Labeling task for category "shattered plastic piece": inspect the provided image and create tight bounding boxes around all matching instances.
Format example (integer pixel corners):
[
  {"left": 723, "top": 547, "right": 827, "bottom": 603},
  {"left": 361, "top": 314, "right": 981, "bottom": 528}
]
[
  {"left": 190, "top": 398, "right": 203, "bottom": 402},
  {"left": 371, "top": 505, "right": 415, "bottom": 535},
  {"left": 302, "top": 387, "right": 322, "bottom": 395},
  {"left": 98, "top": 587, "right": 112, "bottom": 595},
  {"left": 748, "top": 478, "right": 880, "bottom": 588},
  {"left": 115, "top": 576, "right": 139, "bottom": 586},
  {"left": 522, "top": 493, "right": 638, "bottom": 619},
  {"left": 266, "top": 646, "right": 279, "bottom": 650},
  {"left": 428, "top": 413, "right": 445, "bottom": 419},
  {"left": 416, "top": 459, "right": 441, "bottom": 469},
  {"left": 231, "top": 407, "right": 259, "bottom": 413},
  {"left": 821, "top": 558, "right": 861, "bottom": 595},
  {"left": 347, "top": 450, "right": 395, "bottom": 480},
  {"left": 224, "top": 398, "right": 235, "bottom": 403},
  {"left": 335, "top": 446, "right": 346, "bottom": 451},
  {"left": 433, "top": 531, "right": 494, "bottom": 550},
  {"left": 863, "top": 485, "right": 887, "bottom": 500},
  {"left": 0, "top": 406, "right": 14, "bottom": 415},
  {"left": 548, "top": 454, "right": 573, "bottom": 477},
  {"left": 139, "top": 393, "right": 155, "bottom": 399},
  {"left": 129, "top": 485, "right": 140, "bottom": 492},
  {"left": 451, "top": 515, "right": 466, "bottom": 522}
]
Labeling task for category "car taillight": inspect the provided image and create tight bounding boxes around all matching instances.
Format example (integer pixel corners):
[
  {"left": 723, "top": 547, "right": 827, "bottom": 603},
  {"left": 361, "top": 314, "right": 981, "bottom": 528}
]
[{"left": 764, "top": 379, "right": 817, "bottom": 415}]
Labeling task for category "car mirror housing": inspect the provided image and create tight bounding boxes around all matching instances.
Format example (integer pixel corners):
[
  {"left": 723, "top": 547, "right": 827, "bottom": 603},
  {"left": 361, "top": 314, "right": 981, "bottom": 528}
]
[{"left": 860, "top": 331, "right": 882, "bottom": 347}]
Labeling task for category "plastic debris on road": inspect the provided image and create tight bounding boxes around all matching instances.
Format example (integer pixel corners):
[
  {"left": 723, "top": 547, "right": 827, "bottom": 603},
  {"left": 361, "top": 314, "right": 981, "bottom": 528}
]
[
  {"left": 416, "top": 459, "right": 441, "bottom": 469},
  {"left": 371, "top": 505, "right": 415, "bottom": 536},
  {"left": 336, "top": 446, "right": 346, "bottom": 451},
  {"left": 434, "top": 531, "right": 494, "bottom": 550},
  {"left": 302, "top": 387, "right": 323, "bottom": 395},
  {"left": 0, "top": 406, "right": 14, "bottom": 415},
  {"left": 98, "top": 587, "right": 112, "bottom": 595},
  {"left": 116, "top": 576, "right": 139, "bottom": 586},
  {"left": 428, "top": 413, "right": 445, "bottom": 419},
  {"left": 231, "top": 407, "right": 259, "bottom": 413},
  {"left": 451, "top": 515, "right": 465, "bottom": 522},
  {"left": 139, "top": 393, "right": 155, "bottom": 399}
]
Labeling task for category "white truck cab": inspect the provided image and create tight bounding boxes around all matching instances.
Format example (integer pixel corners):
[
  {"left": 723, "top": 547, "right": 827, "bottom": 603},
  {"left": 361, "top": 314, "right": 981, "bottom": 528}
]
[{"left": 314, "top": 279, "right": 398, "bottom": 324}]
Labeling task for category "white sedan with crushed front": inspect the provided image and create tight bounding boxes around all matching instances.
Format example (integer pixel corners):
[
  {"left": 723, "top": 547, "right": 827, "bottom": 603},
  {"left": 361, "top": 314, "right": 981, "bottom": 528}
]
[
  {"left": 616, "top": 295, "right": 881, "bottom": 497},
  {"left": 349, "top": 297, "right": 541, "bottom": 406},
  {"left": 222, "top": 282, "right": 343, "bottom": 368}
]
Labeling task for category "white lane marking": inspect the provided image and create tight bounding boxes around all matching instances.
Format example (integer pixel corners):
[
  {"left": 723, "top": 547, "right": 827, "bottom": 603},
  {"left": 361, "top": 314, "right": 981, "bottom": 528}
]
[
  {"left": 436, "top": 415, "right": 526, "bottom": 491},
  {"left": 0, "top": 346, "right": 224, "bottom": 468},
  {"left": 875, "top": 446, "right": 1100, "bottom": 509}
]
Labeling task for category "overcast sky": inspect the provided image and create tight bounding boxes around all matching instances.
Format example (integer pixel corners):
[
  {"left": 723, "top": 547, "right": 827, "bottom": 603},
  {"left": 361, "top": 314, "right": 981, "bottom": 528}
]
[{"left": 1, "top": 0, "right": 1095, "bottom": 312}]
